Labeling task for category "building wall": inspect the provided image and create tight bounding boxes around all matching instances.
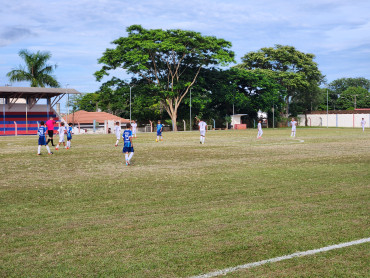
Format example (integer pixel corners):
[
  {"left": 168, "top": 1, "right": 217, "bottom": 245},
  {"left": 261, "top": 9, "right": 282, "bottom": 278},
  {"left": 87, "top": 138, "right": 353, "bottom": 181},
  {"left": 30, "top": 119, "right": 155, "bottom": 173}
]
[{"left": 298, "top": 113, "right": 370, "bottom": 128}]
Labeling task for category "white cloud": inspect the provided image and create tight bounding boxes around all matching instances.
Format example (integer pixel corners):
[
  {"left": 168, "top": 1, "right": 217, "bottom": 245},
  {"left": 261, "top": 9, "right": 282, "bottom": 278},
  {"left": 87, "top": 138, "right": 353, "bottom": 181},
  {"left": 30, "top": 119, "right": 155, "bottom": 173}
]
[{"left": 0, "top": 0, "right": 369, "bottom": 91}]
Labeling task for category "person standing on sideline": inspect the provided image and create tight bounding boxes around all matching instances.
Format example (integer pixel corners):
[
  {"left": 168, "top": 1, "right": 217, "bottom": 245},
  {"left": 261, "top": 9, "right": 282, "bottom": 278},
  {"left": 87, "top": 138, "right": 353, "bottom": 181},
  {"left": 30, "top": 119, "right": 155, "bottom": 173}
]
[
  {"left": 257, "top": 120, "right": 263, "bottom": 139},
  {"left": 122, "top": 123, "right": 134, "bottom": 166},
  {"left": 156, "top": 120, "right": 163, "bottom": 142},
  {"left": 131, "top": 120, "right": 137, "bottom": 138},
  {"left": 114, "top": 122, "right": 121, "bottom": 147},
  {"left": 55, "top": 122, "right": 66, "bottom": 150},
  {"left": 37, "top": 121, "right": 53, "bottom": 155},
  {"left": 361, "top": 118, "right": 366, "bottom": 132},
  {"left": 198, "top": 119, "right": 207, "bottom": 144},
  {"left": 290, "top": 118, "right": 297, "bottom": 137},
  {"left": 45, "top": 117, "right": 56, "bottom": 146}
]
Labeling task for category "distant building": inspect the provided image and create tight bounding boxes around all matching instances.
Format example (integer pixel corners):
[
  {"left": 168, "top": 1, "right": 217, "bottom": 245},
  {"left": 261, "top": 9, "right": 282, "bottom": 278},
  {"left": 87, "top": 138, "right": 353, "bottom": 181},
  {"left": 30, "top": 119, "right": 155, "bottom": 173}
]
[{"left": 63, "top": 110, "right": 130, "bottom": 134}]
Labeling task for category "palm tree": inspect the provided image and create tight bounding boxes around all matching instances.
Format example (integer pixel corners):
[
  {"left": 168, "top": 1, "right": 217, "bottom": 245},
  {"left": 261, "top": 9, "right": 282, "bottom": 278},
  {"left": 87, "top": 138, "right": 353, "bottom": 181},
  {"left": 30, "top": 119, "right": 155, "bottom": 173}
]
[{"left": 7, "top": 49, "right": 60, "bottom": 87}]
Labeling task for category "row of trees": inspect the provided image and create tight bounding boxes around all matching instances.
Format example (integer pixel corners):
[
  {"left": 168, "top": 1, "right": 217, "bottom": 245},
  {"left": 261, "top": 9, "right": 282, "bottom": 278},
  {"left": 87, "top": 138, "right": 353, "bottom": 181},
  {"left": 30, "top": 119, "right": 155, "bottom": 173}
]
[{"left": 6, "top": 25, "right": 370, "bottom": 128}]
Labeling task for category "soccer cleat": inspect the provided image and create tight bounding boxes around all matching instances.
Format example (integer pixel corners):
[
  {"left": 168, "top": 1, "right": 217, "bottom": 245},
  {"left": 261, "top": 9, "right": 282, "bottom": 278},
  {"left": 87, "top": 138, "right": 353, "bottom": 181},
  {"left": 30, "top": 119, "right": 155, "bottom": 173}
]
[
  {"left": 37, "top": 153, "right": 42, "bottom": 155},
  {"left": 55, "top": 147, "right": 59, "bottom": 150},
  {"left": 48, "top": 152, "right": 53, "bottom": 155},
  {"left": 115, "top": 144, "right": 118, "bottom": 147},
  {"left": 66, "top": 147, "right": 70, "bottom": 150},
  {"left": 125, "top": 160, "right": 129, "bottom": 166},
  {"left": 156, "top": 139, "right": 158, "bottom": 142}
]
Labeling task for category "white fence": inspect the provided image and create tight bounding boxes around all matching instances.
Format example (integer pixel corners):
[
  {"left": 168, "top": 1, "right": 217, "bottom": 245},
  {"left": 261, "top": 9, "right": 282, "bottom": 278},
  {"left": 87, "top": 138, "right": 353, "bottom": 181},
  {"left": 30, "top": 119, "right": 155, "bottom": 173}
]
[{"left": 298, "top": 113, "right": 370, "bottom": 128}]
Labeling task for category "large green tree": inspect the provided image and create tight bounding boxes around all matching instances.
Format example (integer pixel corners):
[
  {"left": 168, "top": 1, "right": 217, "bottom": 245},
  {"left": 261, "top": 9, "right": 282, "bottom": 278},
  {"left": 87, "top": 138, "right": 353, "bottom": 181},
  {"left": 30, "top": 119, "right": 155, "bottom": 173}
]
[
  {"left": 95, "top": 25, "right": 235, "bottom": 130},
  {"left": 236, "top": 45, "right": 324, "bottom": 115},
  {"left": 7, "top": 49, "right": 60, "bottom": 87},
  {"left": 336, "top": 86, "right": 370, "bottom": 110}
]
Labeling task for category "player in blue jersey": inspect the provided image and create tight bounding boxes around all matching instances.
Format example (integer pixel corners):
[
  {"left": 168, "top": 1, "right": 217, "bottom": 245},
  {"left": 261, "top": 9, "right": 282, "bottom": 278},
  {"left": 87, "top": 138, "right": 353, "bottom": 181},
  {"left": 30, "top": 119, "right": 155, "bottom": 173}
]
[
  {"left": 122, "top": 123, "right": 134, "bottom": 166},
  {"left": 66, "top": 123, "right": 73, "bottom": 149},
  {"left": 37, "top": 121, "right": 53, "bottom": 155},
  {"left": 156, "top": 120, "right": 163, "bottom": 142}
]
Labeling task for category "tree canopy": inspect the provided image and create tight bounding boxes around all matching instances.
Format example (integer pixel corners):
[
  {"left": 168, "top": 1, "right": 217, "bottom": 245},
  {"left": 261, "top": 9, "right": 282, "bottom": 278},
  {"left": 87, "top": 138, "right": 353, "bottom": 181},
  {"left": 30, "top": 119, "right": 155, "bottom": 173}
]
[
  {"left": 236, "top": 45, "right": 324, "bottom": 116},
  {"left": 7, "top": 49, "right": 60, "bottom": 88},
  {"left": 95, "top": 24, "right": 235, "bottom": 130}
]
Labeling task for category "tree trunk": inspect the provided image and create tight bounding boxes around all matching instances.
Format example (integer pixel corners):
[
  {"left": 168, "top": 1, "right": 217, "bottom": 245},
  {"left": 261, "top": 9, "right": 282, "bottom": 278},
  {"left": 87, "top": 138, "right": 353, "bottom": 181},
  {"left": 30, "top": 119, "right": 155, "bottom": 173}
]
[
  {"left": 170, "top": 111, "right": 178, "bottom": 131},
  {"left": 305, "top": 110, "right": 308, "bottom": 127}
]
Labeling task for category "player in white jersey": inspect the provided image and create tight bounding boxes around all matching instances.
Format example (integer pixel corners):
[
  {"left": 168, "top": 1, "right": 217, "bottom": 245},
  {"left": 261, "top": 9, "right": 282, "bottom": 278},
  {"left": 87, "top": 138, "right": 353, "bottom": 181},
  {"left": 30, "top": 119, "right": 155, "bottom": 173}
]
[
  {"left": 114, "top": 122, "right": 121, "bottom": 147},
  {"left": 198, "top": 119, "right": 207, "bottom": 144},
  {"left": 131, "top": 121, "right": 137, "bottom": 138},
  {"left": 361, "top": 118, "right": 366, "bottom": 132},
  {"left": 290, "top": 118, "right": 297, "bottom": 137},
  {"left": 55, "top": 122, "right": 66, "bottom": 150},
  {"left": 257, "top": 120, "right": 263, "bottom": 139}
]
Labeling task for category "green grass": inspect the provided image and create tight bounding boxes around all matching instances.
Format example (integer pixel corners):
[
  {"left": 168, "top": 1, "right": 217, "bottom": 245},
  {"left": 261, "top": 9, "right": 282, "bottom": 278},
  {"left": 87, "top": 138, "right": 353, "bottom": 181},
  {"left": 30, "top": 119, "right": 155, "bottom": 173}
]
[{"left": 0, "top": 128, "right": 369, "bottom": 277}]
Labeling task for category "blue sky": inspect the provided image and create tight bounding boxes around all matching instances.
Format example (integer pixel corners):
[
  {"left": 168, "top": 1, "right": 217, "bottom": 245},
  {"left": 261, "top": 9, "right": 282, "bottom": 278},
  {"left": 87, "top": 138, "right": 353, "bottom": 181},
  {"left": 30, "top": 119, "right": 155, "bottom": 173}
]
[{"left": 1, "top": 0, "right": 370, "bottom": 111}]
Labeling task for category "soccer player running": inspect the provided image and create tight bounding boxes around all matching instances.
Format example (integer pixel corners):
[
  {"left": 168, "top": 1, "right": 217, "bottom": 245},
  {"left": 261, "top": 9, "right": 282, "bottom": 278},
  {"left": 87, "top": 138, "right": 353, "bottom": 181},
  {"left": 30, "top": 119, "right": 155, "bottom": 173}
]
[
  {"left": 66, "top": 123, "right": 73, "bottom": 149},
  {"left": 37, "top": 121, "right": 53, "bottom": 155},
  {"left": 122, "top": 123, "right": 134, "bottom": 166},
  {"left": 114, "top": 122, "right": 121, "bottom": 147},
  {"left": 55, "top": 122, "right": 66, "bottom": 150},
  {"left": 290, "top": 117, "right": 297, "bottom": 137},
  {"left": 45, "top": 116, "right": 57, "bottom": 146},
  {"left": 156, "top": 120, "right": 163, "bottom": 142},
  {"left": 361, "top": 118, "right": 366, "bottom": 132},
  {"left": 131, "top": 120, "right": 137, "bottom": 138},
  {"left": 257, "top": 120, "right": 263, "bottom": 139},
  {"left": 198, "top": 119, "right": 207, "bottom": 144}
]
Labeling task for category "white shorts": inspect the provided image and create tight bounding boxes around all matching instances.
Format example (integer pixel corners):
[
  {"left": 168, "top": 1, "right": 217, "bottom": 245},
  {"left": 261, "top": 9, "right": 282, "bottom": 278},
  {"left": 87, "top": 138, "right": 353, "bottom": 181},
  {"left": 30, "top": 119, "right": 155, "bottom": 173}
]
[
  {"left": 59, "top": 136, "right": 65, "bottom": 143},
  {"left": 132, "top": 129, "right": 136, "bottom": 134},
  {"left": 116, "top": 133, "right": 120, "bottom": 140},
  {"left": 200, "top": 130, "right": 206, "bottom": 136}
]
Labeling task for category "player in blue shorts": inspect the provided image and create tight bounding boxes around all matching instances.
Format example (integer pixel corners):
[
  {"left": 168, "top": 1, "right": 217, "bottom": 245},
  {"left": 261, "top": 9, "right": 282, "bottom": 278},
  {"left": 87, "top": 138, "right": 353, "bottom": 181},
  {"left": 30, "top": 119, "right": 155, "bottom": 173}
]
[
  {"left": 37, "top": 121, "right": 53, "bottom": 155},
  {"left": 66, "top": 123, "right": 73, "bottom": 149},
  {"left": 156, "top": 120, "right": 163, "bottom": 142},
  {"left": 122, "top": 123, "right": 134, "bottom": 166}
]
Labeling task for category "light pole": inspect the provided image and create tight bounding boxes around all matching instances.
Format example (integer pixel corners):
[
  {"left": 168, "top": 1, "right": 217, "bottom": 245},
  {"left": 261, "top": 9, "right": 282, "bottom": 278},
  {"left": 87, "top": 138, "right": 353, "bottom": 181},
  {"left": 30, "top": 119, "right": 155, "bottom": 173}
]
[
  {"left": 326, "top": 87, "right": 328, "bottom": 128},
  {"left": 190, "top": 88, "right": 192, "bottom": 131},
  {"left": 129, "top": 86, "right": 133, "bottom": 123},
  {"left": 354, "top": 94, "right": 358, "bottom": 109},
  {"left": 66, "top": 84, "right": 69, "bottom": 123},
  {"left": 272, "top": 104, "right": 275, "bottom": 129}
]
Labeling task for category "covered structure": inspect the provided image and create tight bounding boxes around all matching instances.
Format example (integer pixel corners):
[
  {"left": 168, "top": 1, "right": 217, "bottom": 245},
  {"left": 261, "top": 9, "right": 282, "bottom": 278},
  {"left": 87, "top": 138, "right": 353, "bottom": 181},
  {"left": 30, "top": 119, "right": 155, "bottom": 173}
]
[
  {"left": 62, "top": 110, "right": 130, "bottom": 134},
  {"left": 0, "top": 86, "right": 80, "bottom": 135}
]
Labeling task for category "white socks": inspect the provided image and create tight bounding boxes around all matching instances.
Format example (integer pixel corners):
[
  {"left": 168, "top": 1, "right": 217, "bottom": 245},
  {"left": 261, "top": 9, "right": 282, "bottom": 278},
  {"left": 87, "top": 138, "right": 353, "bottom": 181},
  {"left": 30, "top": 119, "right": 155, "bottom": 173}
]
[
  {"left": 67, "top": 141, "right": 71, "bottom": 148},
  {"left": 128, "top": 152, "right": 134, "bottom": 161},
  {"left": 291, "top": 131, "right": 295, "bottom": 137},
  {"left": 115, "top": 139, "right": 119, "bottom": 145},
  {"left": 200, "top": 136, "right": 205, "bottom": 144},
  {"left": 38, "top": 145, "right": 51, "bottom": 154},
  {"left": 125, "top": 153, "right": 128, "bottom": 161}
]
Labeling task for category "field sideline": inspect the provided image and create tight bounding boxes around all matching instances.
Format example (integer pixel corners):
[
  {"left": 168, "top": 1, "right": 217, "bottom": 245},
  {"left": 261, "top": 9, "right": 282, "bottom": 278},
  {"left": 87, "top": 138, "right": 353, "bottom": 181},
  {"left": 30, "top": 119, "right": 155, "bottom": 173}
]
[{"left": 0, "top": 128, "right": 369, "bottom": 277}]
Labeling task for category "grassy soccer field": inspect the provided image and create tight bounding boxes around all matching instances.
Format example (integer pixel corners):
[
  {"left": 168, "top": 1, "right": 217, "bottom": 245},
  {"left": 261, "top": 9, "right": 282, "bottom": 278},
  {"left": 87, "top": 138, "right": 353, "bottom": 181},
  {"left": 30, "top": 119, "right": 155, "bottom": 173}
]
[{"left": 0, "top": 128, "right": 369, "bottom": 277}]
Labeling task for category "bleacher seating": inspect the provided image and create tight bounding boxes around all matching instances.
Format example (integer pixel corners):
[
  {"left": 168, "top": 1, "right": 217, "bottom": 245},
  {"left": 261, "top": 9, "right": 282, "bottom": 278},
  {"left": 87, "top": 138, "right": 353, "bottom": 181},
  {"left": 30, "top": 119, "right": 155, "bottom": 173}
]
[{"left": 1, "top": 111, "right": 59, "bottom": 136}]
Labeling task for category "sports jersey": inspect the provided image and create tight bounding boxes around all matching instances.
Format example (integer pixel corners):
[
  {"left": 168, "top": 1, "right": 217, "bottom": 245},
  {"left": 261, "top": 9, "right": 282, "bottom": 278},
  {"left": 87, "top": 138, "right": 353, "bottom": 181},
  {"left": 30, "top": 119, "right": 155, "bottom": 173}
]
[
  {"left": 361, "top": 120, "right": 366, "bottom": 127},
  {"left": 59, "top": 126, "right": 66, "bottom": 137},
  {"left": 291, "top": 121, "right": 297, "bottom": 130},
  {"left": 131, "top": 123, "right": 137, "bottom": 133},
  {"left": 45, "top": 119, "right": 55, "bottom": 131},
  {"left": 114, "top": 125, "right": 121, "bottom": 139},
  {"left": 257, "top": 122, "right": 262, "bottom": 130},
  {"left": 38, "top": 126, "right": 47, "bottom": 145},
  {"left": 67, "top": 126, "right": 72, "bottom": 139},
  {"left": 198, "top": 121, "right": 207, "bottom": 131},
  {"left": 157, "top": 123, "right": 163, "bottom": 135},
  {"left": 123, "top": 129, "right": 132, "bottom": 147}
]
